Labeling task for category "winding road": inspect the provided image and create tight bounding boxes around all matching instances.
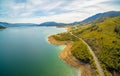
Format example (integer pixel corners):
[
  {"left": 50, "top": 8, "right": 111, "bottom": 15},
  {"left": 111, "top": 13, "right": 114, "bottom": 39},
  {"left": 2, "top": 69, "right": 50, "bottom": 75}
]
[{"left": 70, "top": 32, "right": 105, "bottom": 76}]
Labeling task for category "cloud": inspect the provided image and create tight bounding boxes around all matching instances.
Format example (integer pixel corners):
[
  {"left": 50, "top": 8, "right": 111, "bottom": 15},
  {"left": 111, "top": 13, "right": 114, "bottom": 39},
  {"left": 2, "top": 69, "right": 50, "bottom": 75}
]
[
  {"left": 0, "top": 12, "right": 92, "bottom": 24},
  {"left": 0, "top": 0, "right": 120, "bottom": 23}
]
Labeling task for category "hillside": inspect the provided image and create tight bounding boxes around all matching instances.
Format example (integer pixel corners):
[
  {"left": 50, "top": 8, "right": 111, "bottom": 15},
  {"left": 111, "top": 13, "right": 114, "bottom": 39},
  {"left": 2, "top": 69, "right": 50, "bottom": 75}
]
[
  {"left": 50, "top": 16, "right": 120, "bottom": 76},
  {"left": 70, "top": 11, "right": 120, "bottom": 25},
  {"left": 0, "top": 25, "right": 6, "bottom": 29},
  {"left": 0, "top": 21, "right": 66, "bottom": 27},
  {"left": 0, "top": 23, "right": 6, "bottom": 29},
  {"left": 72, "top": 16, "right": 120, "bottom": 74},
  {"left": 0, "top": 22, "right": 38, "bottom": 27},
  {"left": 82, "top": 11, "right": 120, "bottom": 23},
  {"left": 39, "top": 22, "right": 65, "bottom": 26},
  {"left": 0, "top": 22, "right": 9, "bottom": 28}
]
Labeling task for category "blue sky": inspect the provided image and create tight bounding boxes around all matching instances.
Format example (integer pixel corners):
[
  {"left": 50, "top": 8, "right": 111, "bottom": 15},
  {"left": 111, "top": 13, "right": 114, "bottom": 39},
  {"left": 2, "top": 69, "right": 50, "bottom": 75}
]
[{"left": 0, "top": 0, "right": 120, "bottom": 23}]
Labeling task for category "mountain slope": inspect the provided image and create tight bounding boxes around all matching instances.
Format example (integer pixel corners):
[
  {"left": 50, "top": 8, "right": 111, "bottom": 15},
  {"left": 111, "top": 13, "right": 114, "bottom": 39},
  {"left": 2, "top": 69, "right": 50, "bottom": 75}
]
[
  {"left": 70, "top": 11, "right": 120, "bottom": 25},
  {"left": 0, "top": 22, "right": 38, "bottom": 27},
  {"left": 50, "top": 16, "right": 120, "bottom": 76},
  {"left": 72, "top": 16, "right": 120, "bottom": 75},
  {"left": 9, "top": 23, "right": 37, "bottom": 27},
  {"left": 0, "top": 22, "right": 9, "bottom": 27},
  {"left": 82, "top": 11, "right": 120, "bottom": 23},
  {"left": 0, "top": 21, "right": 66, "bottom": 27},
  {"left": 0, "top": 22, "right": 7, "bottom": 28},
  {"left": 39, "top": 22, "right": 65, "bottom": 26},
  {"left": 0, "top": 25, "right": 6, "bottom": 29}
]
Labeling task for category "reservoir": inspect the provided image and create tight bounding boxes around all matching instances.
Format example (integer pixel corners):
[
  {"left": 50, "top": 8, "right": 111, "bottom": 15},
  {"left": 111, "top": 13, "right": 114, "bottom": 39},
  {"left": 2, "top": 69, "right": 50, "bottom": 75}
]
[{"left": 0, "top": 27, "right": 75, "bottom": 76}]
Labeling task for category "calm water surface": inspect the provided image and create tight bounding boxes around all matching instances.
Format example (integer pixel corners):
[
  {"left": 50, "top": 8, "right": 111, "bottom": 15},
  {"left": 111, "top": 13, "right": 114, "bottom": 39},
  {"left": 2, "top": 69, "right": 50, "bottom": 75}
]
[{"left": 0, "top": 27, "right": 77, "bottom": 76}]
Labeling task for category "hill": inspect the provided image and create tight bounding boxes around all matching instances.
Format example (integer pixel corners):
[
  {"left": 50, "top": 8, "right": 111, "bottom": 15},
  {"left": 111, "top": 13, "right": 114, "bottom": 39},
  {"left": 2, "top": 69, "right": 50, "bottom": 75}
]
[
  {"left": 82, "top": 11, "right": 120, "bottom": 23},
  {"left": 50, "top": 16, "right": 120, "bottom": 76},
  {"left": 70, "top": 11, "right": 120, "bottom": 25},
  {"left": 0, "top": 21, "right": 66, "bottom": 27},
  {"left": 72, "top": 16, "right": 120, "bottom": 73},
  {"left": 39, "top": 22, "right": 65, "bottom": 26},
  {"left": 0, "top": 22, "right": 38, "bottom": 27},
  {"left": 0, "top": 22, "right": 7, "bottom": 29},
  {"left": 0, "top": 25, "right": 6, "bottom": 29}
]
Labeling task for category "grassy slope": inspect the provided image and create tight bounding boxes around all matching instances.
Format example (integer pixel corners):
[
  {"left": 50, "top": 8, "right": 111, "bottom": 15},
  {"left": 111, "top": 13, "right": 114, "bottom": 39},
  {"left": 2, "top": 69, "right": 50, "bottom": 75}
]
[
  {"left": 52, "top": 17, "right": 120, "bottom": 75},
  {"left": 72, "top": 17, "right": 120, "bottom": 75}
]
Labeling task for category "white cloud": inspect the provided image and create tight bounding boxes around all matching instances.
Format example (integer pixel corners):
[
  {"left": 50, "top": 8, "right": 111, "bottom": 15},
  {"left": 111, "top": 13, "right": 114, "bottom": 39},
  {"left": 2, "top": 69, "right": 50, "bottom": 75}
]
[
  {"left": 41, "top": 1, "right": 64, "bottom": 11},
  {"left": 1, "top": 12, "right": 90, "bottom": 24},
  {"left": 0, "top": 0, "right": 120, "bottom": 23}
]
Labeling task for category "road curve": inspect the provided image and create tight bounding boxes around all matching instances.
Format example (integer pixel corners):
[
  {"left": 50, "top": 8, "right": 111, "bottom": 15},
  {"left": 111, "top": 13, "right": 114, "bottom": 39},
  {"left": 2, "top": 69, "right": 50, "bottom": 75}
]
[{"left": 70, "top": 32, "right": 104, "bottom": 76}]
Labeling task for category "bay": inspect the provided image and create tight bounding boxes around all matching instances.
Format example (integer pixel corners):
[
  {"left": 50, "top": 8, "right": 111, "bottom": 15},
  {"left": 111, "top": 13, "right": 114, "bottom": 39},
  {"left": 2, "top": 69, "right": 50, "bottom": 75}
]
[{"left": 0, "top": 27, "right": 75, "bottom": 76}]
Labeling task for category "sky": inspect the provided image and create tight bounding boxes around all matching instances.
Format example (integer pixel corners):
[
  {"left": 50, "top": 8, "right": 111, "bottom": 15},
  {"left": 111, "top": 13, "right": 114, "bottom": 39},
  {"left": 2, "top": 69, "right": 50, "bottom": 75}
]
[{"left": 0, "top": 0, "right": 120, "bottom": 24}]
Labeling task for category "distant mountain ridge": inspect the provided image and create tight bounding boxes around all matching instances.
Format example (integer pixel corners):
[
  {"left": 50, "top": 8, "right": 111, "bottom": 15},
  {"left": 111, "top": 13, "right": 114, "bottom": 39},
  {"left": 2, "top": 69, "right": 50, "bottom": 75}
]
[
  {"left": 27, "top": 11, "right": 120, "bottom": 26},
  {"left": 38, "top": 22, "right": 65, "bottom": 26},
  {"left": 0, "top": 22, "right": 9, "bottom": 27},
  {"left": 82, "top": 11, "right": 120, "bottom": 22},
  {"left": 9, "top": 23, "right": 37, "bottom": 27},
  {"left": 70, "top": 11, "right": 120, "bottom": 25},
  {"left": 0, "top": 11, "right": 120, "bottom": 27},
  {"left": 0, "top": 22, "right": 65, "bottom": 27},
  {"left": 0, "top": 22, "right": 37, "bottom": 27},
  {"left": 0, "top": 25, "right": 6, "bottom": 29},
  {"left": 0, "top": 22, "right": 8, "bottom": 28}
]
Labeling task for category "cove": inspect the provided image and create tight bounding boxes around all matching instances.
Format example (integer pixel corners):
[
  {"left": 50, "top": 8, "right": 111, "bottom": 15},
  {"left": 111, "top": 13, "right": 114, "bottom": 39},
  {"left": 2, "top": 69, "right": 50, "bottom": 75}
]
[{"left": 0, "top": 27, "right": 76, "bottom": 76}]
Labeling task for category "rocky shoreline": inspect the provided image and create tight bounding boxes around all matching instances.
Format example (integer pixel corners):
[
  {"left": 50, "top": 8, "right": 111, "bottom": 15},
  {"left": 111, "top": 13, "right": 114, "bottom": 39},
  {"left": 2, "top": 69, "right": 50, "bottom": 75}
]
[{"left": 48, "top": 36, "right": 95, "bottom": 76}]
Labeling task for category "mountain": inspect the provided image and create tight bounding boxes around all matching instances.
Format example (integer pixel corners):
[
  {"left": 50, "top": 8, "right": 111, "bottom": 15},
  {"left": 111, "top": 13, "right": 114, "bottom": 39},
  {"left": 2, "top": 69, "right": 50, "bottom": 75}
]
[
  {"left": 82, "top": 11, "right": 120, "bottom": 23},
  {"left": 8, "top": 23, "right": 38, "bottom": 27},
  {"left": 0, "top": 22, "right": 9, "bottom": 27},
  {"left": 0, "top": 22, "right": 38, "bottom": 27},
  {"left": 39, "top": 22, "right": 65, "bottom": 26},
  {"left": 71, "top": 17, "right": 120, "bottom": 74},
  {"left": 70, "top": 11, "right": 120, "bottom": 25},
  {"left": 0, "top": 25, "right": 6, "bottom": 29},
  {"left": 0, "top": 22, "right": 8, "bottom": 28},
  {"left": 1, "top": 11, "right": 120, "bottom": 27},
  {"left": 0, "top": 21, "right": 66, "bottom": 27}
]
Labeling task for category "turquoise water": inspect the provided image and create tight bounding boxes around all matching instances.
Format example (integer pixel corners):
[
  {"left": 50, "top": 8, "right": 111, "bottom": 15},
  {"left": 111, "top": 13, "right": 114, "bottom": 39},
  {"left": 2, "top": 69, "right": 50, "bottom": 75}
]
[{"left": 0, "top": 27, "right": 76, "bottom": 76}]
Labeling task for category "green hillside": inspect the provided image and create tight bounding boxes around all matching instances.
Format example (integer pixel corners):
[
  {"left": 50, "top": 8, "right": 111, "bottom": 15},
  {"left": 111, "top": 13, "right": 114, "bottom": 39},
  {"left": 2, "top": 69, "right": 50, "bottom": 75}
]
[
  {"left": 72, "top": 17, "right": 120, "bottom": 75},
  {"left": 52, "top": 17, "right": 120, "bottom": 76}
]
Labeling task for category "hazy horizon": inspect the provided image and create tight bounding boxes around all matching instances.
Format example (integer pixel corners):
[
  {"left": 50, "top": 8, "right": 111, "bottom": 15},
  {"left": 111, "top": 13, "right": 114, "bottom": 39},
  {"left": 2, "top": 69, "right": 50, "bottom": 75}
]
[{"left": 0, "top": 0, "right": 120, "bottom": 24}]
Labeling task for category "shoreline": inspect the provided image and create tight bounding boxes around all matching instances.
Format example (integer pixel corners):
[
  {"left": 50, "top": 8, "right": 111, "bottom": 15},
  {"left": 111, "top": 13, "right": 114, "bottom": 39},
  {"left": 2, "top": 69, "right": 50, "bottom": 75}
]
[{"left": 48, "top": 36, "right": 94, "bottom": 76}]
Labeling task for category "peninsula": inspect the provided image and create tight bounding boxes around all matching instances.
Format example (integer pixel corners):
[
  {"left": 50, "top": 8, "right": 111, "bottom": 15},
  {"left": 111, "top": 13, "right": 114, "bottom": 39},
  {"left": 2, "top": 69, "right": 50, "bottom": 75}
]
[{"left": 48, "top": 14, "right": 120, "bottom": 76}]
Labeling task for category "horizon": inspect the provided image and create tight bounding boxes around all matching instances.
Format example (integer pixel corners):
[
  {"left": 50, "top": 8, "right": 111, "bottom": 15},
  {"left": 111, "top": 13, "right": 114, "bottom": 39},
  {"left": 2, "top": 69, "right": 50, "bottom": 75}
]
[{"left": 0, "top": 0, "right": 120, "bottom": 24}]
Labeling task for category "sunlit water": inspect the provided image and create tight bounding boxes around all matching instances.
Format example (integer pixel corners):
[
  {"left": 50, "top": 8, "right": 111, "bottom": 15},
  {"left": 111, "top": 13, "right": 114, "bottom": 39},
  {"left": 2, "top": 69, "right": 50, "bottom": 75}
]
[{"left": 0, "top": 27, "right": 78, "bottom": 76}]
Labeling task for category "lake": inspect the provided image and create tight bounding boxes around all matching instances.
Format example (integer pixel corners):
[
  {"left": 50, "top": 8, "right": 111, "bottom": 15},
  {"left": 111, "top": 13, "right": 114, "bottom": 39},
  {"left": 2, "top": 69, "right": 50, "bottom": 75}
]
[{"left": 0, "top": 27, "right": 77, "bottom": 76}]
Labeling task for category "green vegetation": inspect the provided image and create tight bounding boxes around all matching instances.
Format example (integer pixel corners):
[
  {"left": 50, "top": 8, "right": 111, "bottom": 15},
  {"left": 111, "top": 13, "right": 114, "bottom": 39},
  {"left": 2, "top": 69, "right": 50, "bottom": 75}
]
[
  {"left": 52, "top": 17, "right": 120, "bottom": 75},
  {"left": 71, "top": 17, "right": 120, "bottom": 75},
  {"left": 52, "top": 29, "right": 98, "bottom": 75},
  {"left": 52, "top": 32, "right": 78, "bottom": 41},
  {"left": 52, "top": 32, "right": 93, "bottom": 63},
  {"left": 71, "top": 41, "right": 92, "bottom": 63}
]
